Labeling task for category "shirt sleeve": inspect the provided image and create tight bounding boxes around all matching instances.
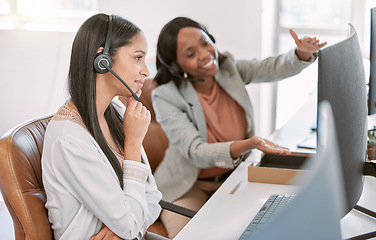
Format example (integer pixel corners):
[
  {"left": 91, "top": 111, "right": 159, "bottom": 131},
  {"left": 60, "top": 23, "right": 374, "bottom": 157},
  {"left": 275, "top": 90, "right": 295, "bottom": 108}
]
[
  {"left": 50, "top": 132, "right": 156, "bottom": 239},
  {"left": 141, "top": 148, "right": 163, "bottom": 229},
  {"left": 235, "top": 48, "right": 317, "bottom": 85}
]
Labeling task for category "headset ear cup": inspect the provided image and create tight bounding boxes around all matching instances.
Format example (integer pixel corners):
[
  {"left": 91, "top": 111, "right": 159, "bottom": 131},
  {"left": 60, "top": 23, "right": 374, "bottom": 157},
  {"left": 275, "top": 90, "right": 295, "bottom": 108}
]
[
  {"left": 170, "top": 62, "right": 181, "bottom": 76},
  {"left": 93, "top": 53, "right": 113, "bottom": 73}
]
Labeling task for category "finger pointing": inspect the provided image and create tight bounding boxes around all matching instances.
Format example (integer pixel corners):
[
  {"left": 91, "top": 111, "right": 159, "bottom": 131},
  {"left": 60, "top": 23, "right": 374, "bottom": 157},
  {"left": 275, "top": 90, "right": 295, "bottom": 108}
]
[{"left": 289, "top": 29, "right": 301, "bottom": 46}]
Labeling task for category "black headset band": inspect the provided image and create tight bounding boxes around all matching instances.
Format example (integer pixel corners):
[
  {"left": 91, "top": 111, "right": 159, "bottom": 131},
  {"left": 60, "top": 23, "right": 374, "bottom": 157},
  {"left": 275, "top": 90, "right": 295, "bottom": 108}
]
[
  {"left": 156, "top": 52, "right": 172, "bottom": 69},
  {"left": 103, "top": 15, "right": 112, "bottom": 54},
  {"left": 156, "top": 52, "right": 204, "bottom": 82}
]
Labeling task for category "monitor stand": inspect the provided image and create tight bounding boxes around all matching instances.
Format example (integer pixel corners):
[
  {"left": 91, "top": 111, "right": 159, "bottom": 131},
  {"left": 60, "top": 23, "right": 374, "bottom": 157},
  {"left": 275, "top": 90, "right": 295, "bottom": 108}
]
[
  {"left": 347, "top": 162, "right": 376, "bottom": 240},
  {"left": 348, "top": 205, "right": 376, "bottom": 240}
]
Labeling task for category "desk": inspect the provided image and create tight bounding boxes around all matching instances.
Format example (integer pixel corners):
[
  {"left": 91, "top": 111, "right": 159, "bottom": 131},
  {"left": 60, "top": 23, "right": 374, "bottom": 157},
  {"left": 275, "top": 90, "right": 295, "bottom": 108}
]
[{"left": 174, "top": 96, "right": 376, "bottom": 240}]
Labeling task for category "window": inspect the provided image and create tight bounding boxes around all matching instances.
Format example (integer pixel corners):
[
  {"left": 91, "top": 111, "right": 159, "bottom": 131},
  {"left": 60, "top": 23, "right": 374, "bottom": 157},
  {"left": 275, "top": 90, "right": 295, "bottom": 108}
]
[
  {"left": 17, "top": 0, "right": 96, "bottom": 17},
  {"left": 274, "top": 0, "right": 354, "bottom": 130},
  {"left": 0, "top": 0, "right": 98, "bottom": 32},
  {"left": 279, "top": 0, "right": 351, "bottom": 29},
  {"left": 0, "top": 0, "right": 11, "bottom": 14}
]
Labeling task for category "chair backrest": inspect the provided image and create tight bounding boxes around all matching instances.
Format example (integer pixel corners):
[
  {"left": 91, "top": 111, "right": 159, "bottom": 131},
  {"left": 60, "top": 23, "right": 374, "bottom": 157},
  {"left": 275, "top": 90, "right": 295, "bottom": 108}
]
[
  {"left": 0, "top": 85, "right": 169, "bottom": 239},
  {"left": 119, "top": 78, "right": 169, "bottom": 172},
  {"left": 0, "top": 115, "right": 54, "bottom": 240}
]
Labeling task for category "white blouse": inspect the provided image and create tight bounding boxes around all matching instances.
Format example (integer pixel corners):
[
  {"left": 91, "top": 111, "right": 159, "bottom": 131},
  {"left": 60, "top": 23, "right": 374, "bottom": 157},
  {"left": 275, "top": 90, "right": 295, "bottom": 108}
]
[{"left": 41, "top": 101, "right": 162, "bottom": 240}]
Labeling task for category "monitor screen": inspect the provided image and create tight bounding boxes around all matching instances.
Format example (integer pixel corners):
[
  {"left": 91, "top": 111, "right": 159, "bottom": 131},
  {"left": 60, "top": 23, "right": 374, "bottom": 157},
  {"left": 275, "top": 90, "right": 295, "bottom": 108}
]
[
  {"left": 369, "top": 7, "right": 376, "bottom": 115},
  {"left": 243, "top": 101, "right": 345, "bottom": 240},
  {"left": 317, "top": 23, "right": 368, "bottom": 216}
]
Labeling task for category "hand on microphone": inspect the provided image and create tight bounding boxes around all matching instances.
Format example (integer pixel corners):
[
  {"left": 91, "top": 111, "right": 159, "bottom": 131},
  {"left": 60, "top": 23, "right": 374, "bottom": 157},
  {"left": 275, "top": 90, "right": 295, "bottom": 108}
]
[{"left": 123, "top": 89, "right": 151, "bottom": 162}]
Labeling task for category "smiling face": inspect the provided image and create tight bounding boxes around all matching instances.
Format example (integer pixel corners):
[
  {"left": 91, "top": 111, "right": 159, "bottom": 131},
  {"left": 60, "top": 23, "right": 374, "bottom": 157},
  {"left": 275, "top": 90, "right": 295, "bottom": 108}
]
[
  {"left": 176, "top": 27, "right": 219, "bottom": 81},
  {"left": 109, "top": 32, "right": 150, "bottom": 97}
]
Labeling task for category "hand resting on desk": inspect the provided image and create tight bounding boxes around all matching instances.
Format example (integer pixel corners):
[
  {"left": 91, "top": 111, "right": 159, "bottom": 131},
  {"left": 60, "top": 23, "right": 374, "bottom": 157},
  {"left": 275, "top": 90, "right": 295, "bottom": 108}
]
[
  {"left": 230, "top": 136, "right": 291, "bottom": 159},
  {"left": 251, "top": 136, "right": 291, "bottom": 155}
]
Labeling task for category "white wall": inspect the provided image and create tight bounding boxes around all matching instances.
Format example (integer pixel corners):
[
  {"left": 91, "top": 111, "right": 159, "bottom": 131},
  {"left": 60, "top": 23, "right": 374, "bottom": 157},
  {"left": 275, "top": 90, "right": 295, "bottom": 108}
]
[
  {"left": 0, "top": 0, "right": 265, "bottom": 136},
  {"left": 98, "top": 0, "right": 262, "bottom": 60},
  {"left": 0, "top": 30, "right": 75, "bottom": 135}
]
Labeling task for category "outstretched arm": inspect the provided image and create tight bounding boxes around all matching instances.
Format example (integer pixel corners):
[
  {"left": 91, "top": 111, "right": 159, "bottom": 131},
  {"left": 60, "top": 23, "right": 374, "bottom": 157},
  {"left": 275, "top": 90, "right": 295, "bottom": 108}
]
[{"left": 289, "top": 29, "right": 327, "bottom": 61}]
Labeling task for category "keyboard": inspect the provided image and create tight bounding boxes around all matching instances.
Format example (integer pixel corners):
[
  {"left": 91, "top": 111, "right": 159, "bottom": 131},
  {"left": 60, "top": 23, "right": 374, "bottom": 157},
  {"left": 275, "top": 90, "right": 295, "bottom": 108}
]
[{"left": 239, "top": 194, "right": 295, "bottom": 239}]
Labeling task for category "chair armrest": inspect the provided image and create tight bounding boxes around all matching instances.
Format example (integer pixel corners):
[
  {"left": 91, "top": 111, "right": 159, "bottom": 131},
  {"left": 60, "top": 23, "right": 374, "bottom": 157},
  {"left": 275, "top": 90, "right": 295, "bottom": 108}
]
[{"left": 159, "top": 200, "right": 196, "bottom": 218}]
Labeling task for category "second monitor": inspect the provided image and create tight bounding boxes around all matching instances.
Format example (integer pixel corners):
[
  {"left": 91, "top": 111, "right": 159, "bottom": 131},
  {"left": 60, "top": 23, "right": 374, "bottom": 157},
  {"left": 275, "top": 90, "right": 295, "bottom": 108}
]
[{"left": 317, "top": 23, "right": 367, "bottom": 216}]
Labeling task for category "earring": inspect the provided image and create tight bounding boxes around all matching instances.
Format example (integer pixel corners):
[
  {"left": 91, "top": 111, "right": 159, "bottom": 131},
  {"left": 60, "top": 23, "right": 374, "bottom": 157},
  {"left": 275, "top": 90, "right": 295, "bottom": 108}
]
[{"left": 183, "top": 72, "right": 188, "bottom": 79}]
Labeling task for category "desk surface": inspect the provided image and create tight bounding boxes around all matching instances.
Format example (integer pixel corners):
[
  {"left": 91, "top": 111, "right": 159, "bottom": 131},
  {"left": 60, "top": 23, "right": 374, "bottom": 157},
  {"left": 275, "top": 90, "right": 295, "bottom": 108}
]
[{"left": 174, "top": 96, "right": 376, "bottom": 240}]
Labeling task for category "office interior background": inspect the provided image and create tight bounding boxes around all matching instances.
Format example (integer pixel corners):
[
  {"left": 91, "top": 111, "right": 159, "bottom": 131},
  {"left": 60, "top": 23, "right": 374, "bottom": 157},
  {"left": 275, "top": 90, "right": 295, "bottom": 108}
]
[
  {"left": 1, "top": 0, "right": 376, "bottom": 138},
  {"left": 1, "top": 0, "right": 376, "bottom": 239}
]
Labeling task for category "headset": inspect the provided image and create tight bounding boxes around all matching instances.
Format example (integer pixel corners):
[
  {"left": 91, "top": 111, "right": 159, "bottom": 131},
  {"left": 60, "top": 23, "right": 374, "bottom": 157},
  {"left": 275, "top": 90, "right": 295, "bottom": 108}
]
[
  {"left": 93, "top": 15, "right": 139, "bottom": 101},
  {"left": 155, "top": 25, "right": 217, "bottom": 83},
  {"left": 156, "top": 53, "right": 204, "bottom": 82}
]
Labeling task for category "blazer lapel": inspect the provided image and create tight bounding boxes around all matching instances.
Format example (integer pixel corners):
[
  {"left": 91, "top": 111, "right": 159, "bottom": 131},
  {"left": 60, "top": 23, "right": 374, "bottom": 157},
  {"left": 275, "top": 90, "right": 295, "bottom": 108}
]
[
  {"left": 180, "top": 81, "right": 208, "bottom": 140},
  {"left": 215, "top": 65, "right": 255, "bottom": 137},
  {"left": 179, "top": 62, "right": 255, "bottom": 140},
  {"left": 215, "top": 67, "right": 253, "bottom": 119}
]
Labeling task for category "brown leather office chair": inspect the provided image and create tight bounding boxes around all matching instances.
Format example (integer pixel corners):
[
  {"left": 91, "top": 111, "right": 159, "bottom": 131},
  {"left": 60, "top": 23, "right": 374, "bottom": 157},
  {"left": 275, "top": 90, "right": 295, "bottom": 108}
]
[
  {"left": 0, "top": 112, "right": 169, "bottom": 239},
  {"left": 0, "top": 79, "right": 189, "bottom": 240},
  {"left": 119, "top": 78, "right": 197, "bottom": 237},
  {"left": 119, "top": 78, "right": 170, "bottom": 236},
  {"left": 0, "top": 115, "right": 54, "bottom": 240},
  {"left": 0, "top": 112, "right": 170, "bottom": 240},
  {"left": 135, "top": 79, "right": 196, "bottom": 237},
  {"left": 135, "top": 78, "right": 169, "bottom": 172}
]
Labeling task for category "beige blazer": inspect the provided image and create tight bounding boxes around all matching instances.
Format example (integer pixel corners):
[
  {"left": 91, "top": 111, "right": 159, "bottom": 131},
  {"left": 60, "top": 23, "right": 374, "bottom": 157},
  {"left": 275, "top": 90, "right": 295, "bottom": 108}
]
[{"left": 151, "top": 50, "right": 316, "bottom": 202}]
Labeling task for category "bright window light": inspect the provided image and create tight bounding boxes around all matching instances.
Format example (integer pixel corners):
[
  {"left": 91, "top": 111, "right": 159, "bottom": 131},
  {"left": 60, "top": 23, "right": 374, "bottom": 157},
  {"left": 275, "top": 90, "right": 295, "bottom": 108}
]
[
  {"left": 0, "top": 0, "right": 11, "bottom": 14},
  {"left": 0, "top": 0, "right": 98, "bottom": 31},
  {"left": 279, "top": 0, "right": 351, "bottom": 29},
  {"left": 0, "top": 22, "right": 15, "bottom": 30},
  {"left": 24, "top": 23, "right": 80, "bottom": 32},
  {"left": 17, "top": 0, "right": 97, "bottom": 17},
  {"left": 275, "top": 0, "right": 352, "bottom": 130}
]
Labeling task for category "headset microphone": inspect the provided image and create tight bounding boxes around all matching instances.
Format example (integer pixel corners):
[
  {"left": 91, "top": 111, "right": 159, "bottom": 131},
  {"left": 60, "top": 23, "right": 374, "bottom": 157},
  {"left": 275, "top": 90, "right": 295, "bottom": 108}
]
[
  {"left": 100, "top": 62, "right": 139, "bottom": 101},
  {"left": 93, "top": 15, "right": 140, "bottom": 101}
]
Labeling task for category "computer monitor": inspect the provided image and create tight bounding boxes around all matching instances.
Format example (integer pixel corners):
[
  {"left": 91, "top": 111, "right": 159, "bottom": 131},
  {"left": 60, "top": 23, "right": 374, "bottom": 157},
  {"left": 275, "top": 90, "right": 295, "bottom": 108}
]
[
  {"left": 368, "top": 7, "right": 376, "bottom": 115},
  {"left": 246, "top": 101, "right": 345, "bottom": 240},
  {"left": 317, "top": 23, "right": 368, "bottom": 216}
]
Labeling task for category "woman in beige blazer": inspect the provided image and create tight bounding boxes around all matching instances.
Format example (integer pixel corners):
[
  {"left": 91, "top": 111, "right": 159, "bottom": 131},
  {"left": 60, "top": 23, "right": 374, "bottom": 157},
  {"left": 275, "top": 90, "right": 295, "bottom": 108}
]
[{"left": 151, "top": 17, "right": 327, "bottom": 238}]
